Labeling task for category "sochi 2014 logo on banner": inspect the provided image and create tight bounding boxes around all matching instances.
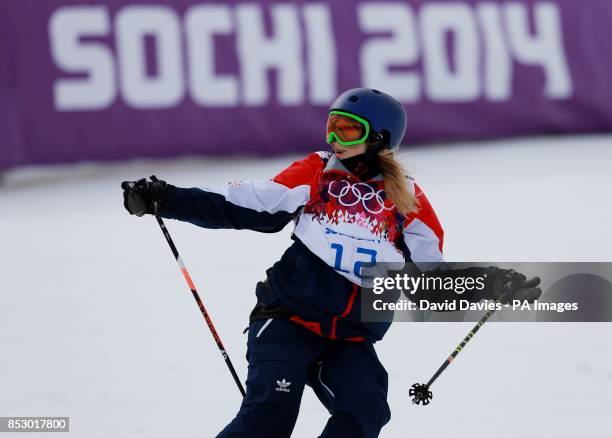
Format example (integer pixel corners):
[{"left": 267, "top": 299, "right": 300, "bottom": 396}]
[{"left": 48, "top": 1, "right": 571, "bottom": 111}]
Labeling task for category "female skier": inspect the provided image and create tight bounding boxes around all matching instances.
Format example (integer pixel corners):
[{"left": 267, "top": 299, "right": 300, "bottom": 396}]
[{"left": 122, "top": 88, "right": 541, "bottom": 438}]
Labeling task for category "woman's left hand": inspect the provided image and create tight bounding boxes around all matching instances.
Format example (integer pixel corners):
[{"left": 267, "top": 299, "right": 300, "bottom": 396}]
[{"left": 486, "top": 268, "right": 542, "bottom": 303}]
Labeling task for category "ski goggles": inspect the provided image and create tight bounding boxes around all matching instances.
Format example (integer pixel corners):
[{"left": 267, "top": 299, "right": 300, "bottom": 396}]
[{"left": 326, "top": 111, "right": 371, "bottom": 146}]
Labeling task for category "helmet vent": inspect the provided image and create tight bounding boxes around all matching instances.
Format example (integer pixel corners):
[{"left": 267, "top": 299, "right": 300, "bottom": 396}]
[
  {"left": 372, "top": 89, "right": 382, "bottom": 95},
  {"left": 348, "top": 95, "right": 359, "bottom": 102}
]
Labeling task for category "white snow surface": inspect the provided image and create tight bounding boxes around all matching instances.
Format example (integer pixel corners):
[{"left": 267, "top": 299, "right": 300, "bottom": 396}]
[{"left": 1, "top": 134, "right": 612, "bottom": 437}]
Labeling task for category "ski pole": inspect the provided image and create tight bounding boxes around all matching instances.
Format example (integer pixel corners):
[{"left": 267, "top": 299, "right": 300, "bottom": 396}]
[
  {"left": 149, "top": 175, "right": 246, "bottom": 397},
  {"left": 410, "top": 276, "right": 540, "bottom": 405}
]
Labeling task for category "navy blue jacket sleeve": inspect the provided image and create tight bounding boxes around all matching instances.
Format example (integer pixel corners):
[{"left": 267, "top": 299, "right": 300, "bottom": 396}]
[{"left": 159, "top": 181, "right": 310, "bottom": 233}]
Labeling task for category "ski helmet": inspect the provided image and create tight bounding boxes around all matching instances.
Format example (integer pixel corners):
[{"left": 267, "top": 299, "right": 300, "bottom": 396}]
[{"left": 328, "top": 88, "right": 407, "bottom": 151}]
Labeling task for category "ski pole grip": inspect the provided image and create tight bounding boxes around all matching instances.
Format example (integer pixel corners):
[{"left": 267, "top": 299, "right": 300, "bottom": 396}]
[{"left": 523, "top": 276, "right": 541, "bottom": 289}]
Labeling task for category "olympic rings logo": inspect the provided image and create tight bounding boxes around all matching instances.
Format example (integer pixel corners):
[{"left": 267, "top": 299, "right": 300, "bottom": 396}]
[{"left": 327, "top": 180, "right": 394, "bottom": 215}]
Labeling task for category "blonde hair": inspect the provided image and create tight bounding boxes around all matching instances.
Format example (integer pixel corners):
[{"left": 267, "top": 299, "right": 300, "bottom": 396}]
[{"left": 377, "top": 149, "right": 419, "bottom": 216}]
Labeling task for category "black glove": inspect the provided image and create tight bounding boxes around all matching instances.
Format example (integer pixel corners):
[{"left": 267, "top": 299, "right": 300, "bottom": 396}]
[
  {"left": 121, "top": 178, "right": 169, "bottom": 216},
  {"left": 486, "top": 267, "right": 542, "bottom": 303}
]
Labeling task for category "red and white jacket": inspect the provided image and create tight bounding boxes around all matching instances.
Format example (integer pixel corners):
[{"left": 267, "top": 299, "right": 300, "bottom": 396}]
[{"left": 161, "top": 152, "right": 445, "bottom": 341}]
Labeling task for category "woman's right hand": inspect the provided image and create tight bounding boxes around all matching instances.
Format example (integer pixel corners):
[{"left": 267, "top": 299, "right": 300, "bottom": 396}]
[{"left": 121, "top": 178, "right": 169, "bottom": 217}]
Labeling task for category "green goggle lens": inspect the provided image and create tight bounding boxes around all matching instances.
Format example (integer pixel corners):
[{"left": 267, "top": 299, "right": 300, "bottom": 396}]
[{"left": 326, "top": 111, "right": 370, "bottom": 146}]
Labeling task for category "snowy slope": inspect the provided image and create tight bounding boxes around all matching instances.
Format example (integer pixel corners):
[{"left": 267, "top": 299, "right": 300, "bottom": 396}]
[{"left": 1, "top": 134, "right": 611, "bottom": 437}]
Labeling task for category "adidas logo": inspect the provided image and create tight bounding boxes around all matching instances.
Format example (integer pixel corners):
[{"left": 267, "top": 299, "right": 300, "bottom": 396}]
[{"left": 275, "top": 379, "right": 291, "bottom": 393}]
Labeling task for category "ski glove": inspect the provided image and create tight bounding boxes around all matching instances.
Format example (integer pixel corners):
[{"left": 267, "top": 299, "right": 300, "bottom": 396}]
[
  {"left": 485, "top": 267, "right": 542, "bottom": 303},
  {"left": 121, "top": 178, "right": 169, "bottom": 217}
]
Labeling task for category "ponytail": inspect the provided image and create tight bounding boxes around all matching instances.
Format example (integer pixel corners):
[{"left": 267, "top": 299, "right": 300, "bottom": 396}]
[{"left": 377, "top": 149, "right": 419, "bottom": 216}]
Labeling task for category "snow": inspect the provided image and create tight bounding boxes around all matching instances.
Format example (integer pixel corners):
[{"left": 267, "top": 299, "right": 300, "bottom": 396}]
[{"left": 1, "top": 134, "right": 611, "bottom": 437}]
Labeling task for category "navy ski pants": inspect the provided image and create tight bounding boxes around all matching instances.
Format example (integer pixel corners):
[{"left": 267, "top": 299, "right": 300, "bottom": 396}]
[{"left": 217, "top": 319, "right": 391, "bottom": 438}]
